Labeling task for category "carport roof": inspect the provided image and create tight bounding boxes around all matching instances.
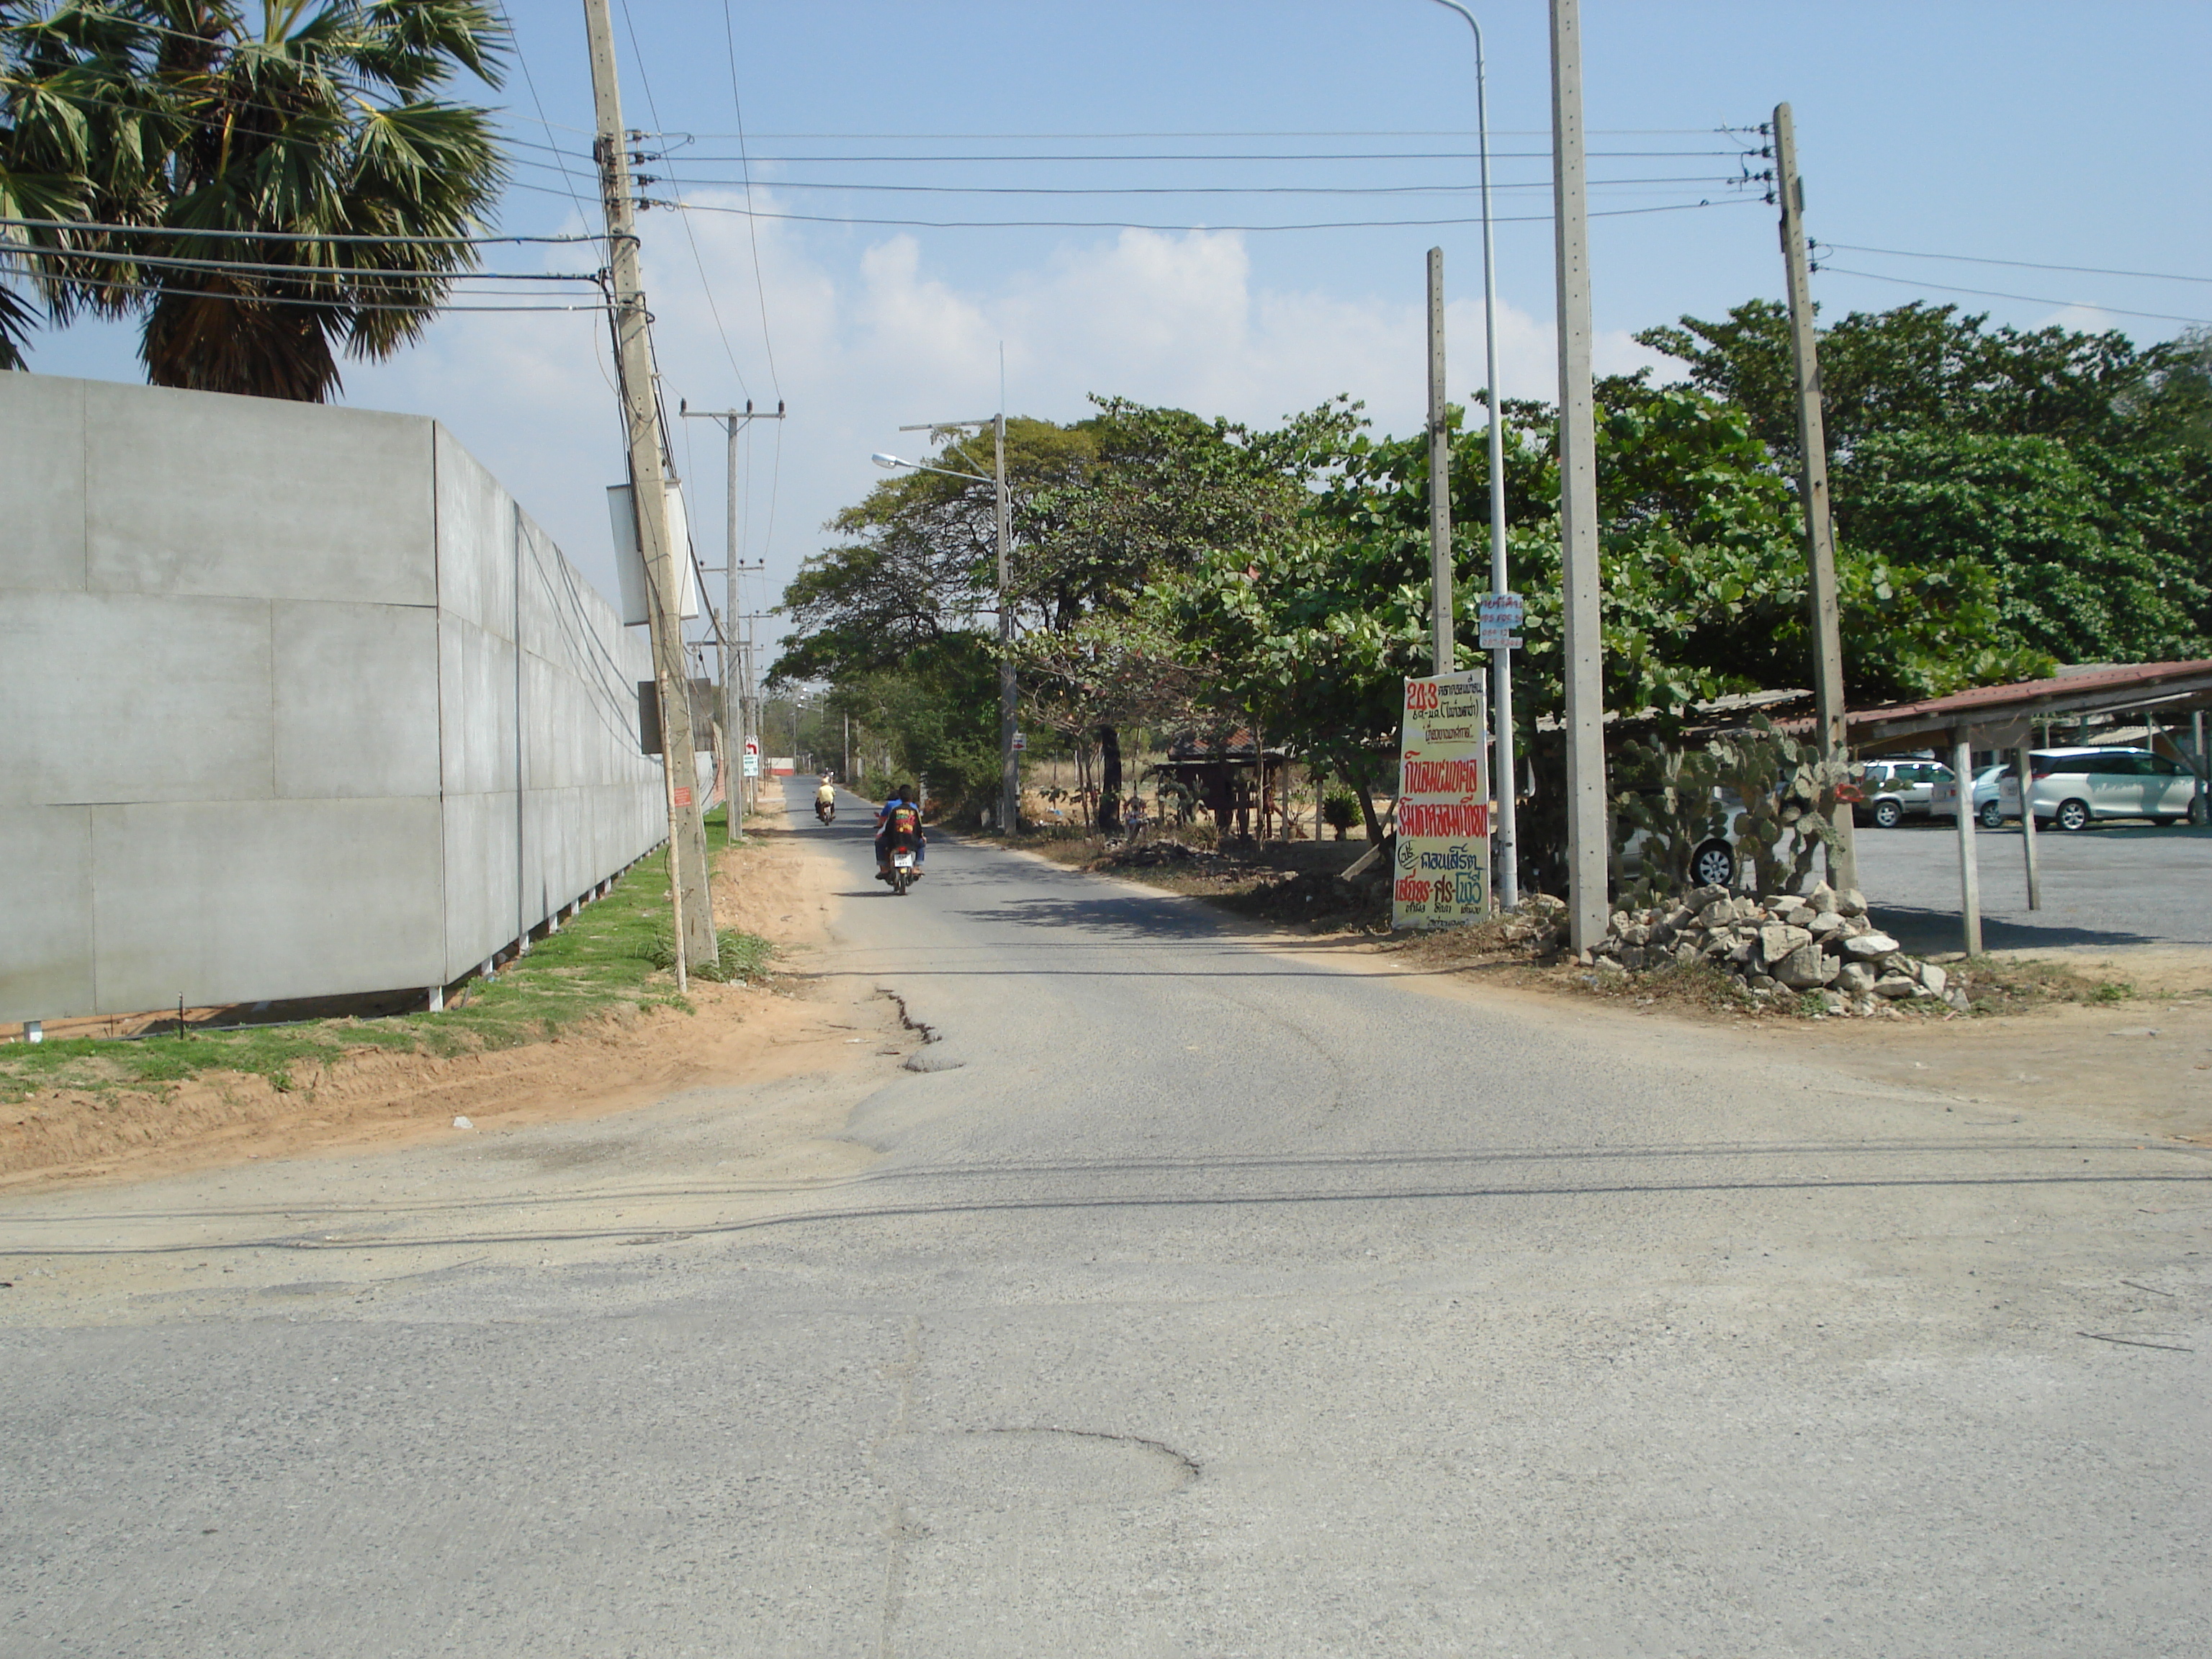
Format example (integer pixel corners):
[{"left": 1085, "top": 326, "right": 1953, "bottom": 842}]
[{"left": 1845, "top": 658, "right": 2212, "bottom": 752}]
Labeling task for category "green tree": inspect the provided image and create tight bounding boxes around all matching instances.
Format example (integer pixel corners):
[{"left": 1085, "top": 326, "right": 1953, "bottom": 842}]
[{"left": 1, "top": 0, "right": 508, "bottom": 397}]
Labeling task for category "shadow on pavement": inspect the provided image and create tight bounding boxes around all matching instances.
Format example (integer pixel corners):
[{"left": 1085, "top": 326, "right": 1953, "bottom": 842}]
[{"left": 1867, "top": 904, "right": 2164, "bottom": 956}]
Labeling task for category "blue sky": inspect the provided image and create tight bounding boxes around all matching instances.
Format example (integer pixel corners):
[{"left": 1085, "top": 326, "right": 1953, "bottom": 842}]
[{"left": 22, "top": 1, "right": 2212, "bottom": 644}]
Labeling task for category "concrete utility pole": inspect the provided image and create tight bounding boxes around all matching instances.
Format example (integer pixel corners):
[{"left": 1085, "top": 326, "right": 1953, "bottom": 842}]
[
  {"left": 680, "top": 400, "right": 781, "bottom": 824},
  {"left": 1426, "top": 246, "right": 1455, "bottom": 677},
  {"left": 1773, "top": 102, "right": 1857, "bottom": 893},
  {"left": 583, "top": 0, "right": 716, "bottom": 978},
  {"left": 1549, "top": 0, "right": 1606, "bottom": 951},
  {"left": 995, "top": 411, "right": 1019, "bottom": 832}
]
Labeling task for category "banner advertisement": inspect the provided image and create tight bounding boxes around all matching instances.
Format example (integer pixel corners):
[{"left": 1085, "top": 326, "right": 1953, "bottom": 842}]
[{"left": 1393, "top": 670, "right": 1491, "bottom": 930}]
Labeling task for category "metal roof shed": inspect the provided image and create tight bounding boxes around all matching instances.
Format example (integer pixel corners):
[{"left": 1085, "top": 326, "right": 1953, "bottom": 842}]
[{"left": 1842, "top": 660, "right": 2212, "bottom": 954}]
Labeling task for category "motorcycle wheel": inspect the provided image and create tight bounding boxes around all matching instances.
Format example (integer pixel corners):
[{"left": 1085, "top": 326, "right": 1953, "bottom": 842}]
[{"left": 892, "top": 869, "right": 910, "bottom": 896}]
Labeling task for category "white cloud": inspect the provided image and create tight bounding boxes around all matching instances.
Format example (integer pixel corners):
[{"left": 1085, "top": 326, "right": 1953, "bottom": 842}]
[{"left": 349, "top": 204, "right": 1657, "bottom": 631}]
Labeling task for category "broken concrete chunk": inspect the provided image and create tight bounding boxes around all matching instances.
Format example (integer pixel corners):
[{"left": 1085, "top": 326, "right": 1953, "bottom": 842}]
[
  {"left": 1760, "top": 923, "right": 1815, "bottom": 963},
  {"left": 1842, "top": 931, "right": 1900, "bottom": 958}
]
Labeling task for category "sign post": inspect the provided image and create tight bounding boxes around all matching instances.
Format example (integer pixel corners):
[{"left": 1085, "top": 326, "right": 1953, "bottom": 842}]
[
  {"left": 1393, "top": 670, "right": 1491, "bottom": 929},
  {"left": 741, "top": 737, "right": 761, "bottom": 781}
]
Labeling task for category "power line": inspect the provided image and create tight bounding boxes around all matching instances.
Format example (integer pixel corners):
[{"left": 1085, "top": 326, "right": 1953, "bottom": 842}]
[
  {"left": 2, "top": 241, "right": 599, "bottom": 286},
  {"left": 616, "top": 0, "right": 749, "bottom": 401},
  {"left": 0, "top": 215, "right": 598, "bottom": 246},
  {"left": 651, "top": 174, "right": 1743, "bottom": 198},
  {"left": 1814, "top": 266, "right": 2212, "bottom": 328},
  {"left": 642, "top": 127, "right": 1745, "bottom": 140},
  {"left": 643, "top": 148, "right": 1742, "bottom": 164},
  {"left": 718, "top": 0, "right": 781, "bottom": 401},
  {"left": 0, "top": 268, "right": 606, "bottom": 314},
  {"left": 661, "top": 197, "right": 1754, "bottom": 233},
  {"left": 1817, "top": 240, "right": 2212, "bottom": 289}
]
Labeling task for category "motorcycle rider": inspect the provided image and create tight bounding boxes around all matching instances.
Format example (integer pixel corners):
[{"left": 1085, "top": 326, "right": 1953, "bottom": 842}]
[
  {"left": 876, "top": 783, "right": 926, "bottom": 883},
  {"left": 814, "top": 775, "right": 837, "bottom": 823}
]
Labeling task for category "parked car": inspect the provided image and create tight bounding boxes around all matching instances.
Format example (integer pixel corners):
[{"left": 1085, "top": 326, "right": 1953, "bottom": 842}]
[
  {"left": 1934, "top": 747, "right": 2206, "bottom": 830},
  {"left": 1854, "top": 758, "right": 1953, "bottom": 829},
  {"left": 1928, "top": 763, "right": 2013, "bottom": 829}
]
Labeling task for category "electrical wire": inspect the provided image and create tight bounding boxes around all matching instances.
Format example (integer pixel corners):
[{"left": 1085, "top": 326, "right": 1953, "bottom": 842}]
[
  {"left": 0, "top": 215, "right": 596, "bottom": 246},
  {"left": 1813, "top": 266, "right": 2212, "bottom": 329},
  {"left": 644, "top": 148, "right": 1740, "bottom": 164},
  {"left": 661, "top": 197, "right": 1754, "bottom": 233},
  {"left": 647, "top": 174, "right": 1743, "bottom": 197},
  {"left": 1, "top": 240, "right": 598, "bottom": 287},
  {"left": 718, "top": 0, "right": 781, "bottom": 401},
  {"left": 1817, "top": 241, "right": 2212, "bottom": 289},
  {"left": 0, "top": 265, "right": 607, "bottom": 313},
  {"left": 616, "top": 0, "right": 750, "bottom": 402}
]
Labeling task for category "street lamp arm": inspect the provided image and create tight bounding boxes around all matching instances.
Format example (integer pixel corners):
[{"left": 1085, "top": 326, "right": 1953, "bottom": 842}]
[
  {"left": 873, "top": 453, "right": 994, "bottom": 487},
  {"left": 1427, "top": 0, "right": 1484, "bottom": 66}
]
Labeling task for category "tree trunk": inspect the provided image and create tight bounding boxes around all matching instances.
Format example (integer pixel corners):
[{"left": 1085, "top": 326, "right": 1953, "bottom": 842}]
[
  {"left": 1097, "top": 724, "right": 1122, "bottom": 840},
  {"left": 1354, "top": 775, "right": 1388, "bottom": 847}
]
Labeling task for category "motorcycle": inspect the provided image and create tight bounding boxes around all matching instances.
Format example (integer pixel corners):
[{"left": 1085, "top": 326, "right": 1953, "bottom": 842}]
[
  {"left": 815, "top": 797, "right": 835, "bottom": 824},
  {"left": 889, "top": 847, "right": 917, "bottom": 896}
]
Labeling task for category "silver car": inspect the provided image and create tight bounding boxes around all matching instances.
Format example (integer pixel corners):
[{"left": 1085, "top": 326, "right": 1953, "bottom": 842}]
[
  {"left": 1856, "top": 758, "right": 1952, "bottom": 829},
  {"left": 1945, "top": 747, "right": 2207, "bottom": 830}
]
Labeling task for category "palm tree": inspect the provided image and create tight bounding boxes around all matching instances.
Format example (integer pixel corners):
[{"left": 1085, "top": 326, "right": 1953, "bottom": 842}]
[{"left": 1, "top": 1, "right": 508, "bottom": 400}]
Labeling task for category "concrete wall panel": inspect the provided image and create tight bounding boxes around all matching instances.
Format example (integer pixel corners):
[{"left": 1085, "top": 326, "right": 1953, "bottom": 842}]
[
  {"left": 0, "top": 591, "right": 273, "bottom": 809},
  {"left": 0, "top": 374, "right": 87, "bottom": 593},
  {"left": 0, "top": 807, "right": 94, "bottom": 1017},
  {"left": 273, "top": 600, "right": 441, "bottom": 800},
  {"left": 434, "top": 427, "right": 514, "bottom": 632},
  {"left": 440, "top": 788, "right": 521, "bottom": 980},
  {"left": 84, "top": 380, "right": 434, "bottom": 606},
  {"left": 91, "top": 797, "right": 444, "bottom": 1010},
  {"left": 3, "top": 375, "right": 665, "bottom": 1022}
]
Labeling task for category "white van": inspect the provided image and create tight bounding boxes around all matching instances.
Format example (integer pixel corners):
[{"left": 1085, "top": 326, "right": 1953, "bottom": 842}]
[{"left": 1947, "top": 747, "right": 2206, "bottom": 830}]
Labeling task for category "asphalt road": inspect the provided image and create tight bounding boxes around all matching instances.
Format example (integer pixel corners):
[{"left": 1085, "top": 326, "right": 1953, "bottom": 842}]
[
  {"left": 1857, "top": 817, "right": 2212, "bottom": 954},
  {"left": 4, "top": 777, "right": 2208, "bottom": 1656}
]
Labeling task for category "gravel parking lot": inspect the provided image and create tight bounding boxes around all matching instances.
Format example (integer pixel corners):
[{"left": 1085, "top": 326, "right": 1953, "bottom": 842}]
[{"left": 1856, "top": 817, "right": 2212, "bottom": 954}]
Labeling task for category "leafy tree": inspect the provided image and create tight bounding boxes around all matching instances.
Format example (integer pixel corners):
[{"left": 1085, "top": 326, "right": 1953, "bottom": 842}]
[
  {"left": 1, "top": 0, "right": 508, "bottom": 397},
  {"left": 1636, "top": 298, "right": 2196, "bottom": 464},
  {"left": 1640, "top": 299, "right": 2212, "bottom": 660}
]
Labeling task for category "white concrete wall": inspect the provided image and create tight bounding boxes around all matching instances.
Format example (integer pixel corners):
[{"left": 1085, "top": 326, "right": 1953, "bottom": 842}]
[{"left": 0, "top": 372, "right": 667, "bottom": 1022}]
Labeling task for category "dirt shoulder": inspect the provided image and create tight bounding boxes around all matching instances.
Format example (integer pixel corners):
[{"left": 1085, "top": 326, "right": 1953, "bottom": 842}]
[{"left": 0, "top": 799, "right": 906, "bottom": 1192}]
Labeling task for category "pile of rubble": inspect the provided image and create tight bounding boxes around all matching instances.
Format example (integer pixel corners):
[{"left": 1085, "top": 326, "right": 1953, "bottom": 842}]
[{"left": 1575, "top": 882, "right": 1968, "bottom": 1017}]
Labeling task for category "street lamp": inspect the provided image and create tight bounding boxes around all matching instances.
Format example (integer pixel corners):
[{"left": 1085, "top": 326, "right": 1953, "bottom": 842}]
[
  {"left": 1428, "top": 0, "right": 1519, "bottom": 910},
  {"left": 873, "top": 415, "right": 1019, "bottom": 833}
]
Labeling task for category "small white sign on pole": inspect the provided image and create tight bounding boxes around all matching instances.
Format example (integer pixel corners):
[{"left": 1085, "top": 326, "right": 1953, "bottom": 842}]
[{"left": 1393, "top": 670, "right": 1491, "bottom": 929}]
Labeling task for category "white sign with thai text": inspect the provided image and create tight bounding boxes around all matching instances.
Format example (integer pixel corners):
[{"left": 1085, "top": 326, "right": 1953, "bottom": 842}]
[{"left": 1393, "top": 670, "right": 1491, "bottom": 929}]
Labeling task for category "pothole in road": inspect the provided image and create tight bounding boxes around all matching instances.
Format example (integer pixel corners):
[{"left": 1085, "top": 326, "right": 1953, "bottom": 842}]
[{"left": 878, "top": 1426, "right": 1197, "bottom": 1507}]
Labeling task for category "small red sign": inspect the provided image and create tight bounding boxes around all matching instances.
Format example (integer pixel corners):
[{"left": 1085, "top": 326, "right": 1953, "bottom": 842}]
[{"left": 672, "top": 786, "right": 693, "bottom": 808}]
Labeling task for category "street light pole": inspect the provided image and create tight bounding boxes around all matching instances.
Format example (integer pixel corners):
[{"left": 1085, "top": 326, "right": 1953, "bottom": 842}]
[
  {"left": 680, "top": 400, "right": 783, "bottom": 822},
  {"left": 1427, "top": 0, "right": 1518, "bottom": 910},
  {"left": 876, "top": 418, "right": 1018, "bottom": 830}
]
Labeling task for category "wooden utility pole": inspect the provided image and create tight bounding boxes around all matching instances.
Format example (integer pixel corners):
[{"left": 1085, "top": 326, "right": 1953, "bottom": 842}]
[
  {"left": 583, "top": 0, "right": 716, "bottom": 976},
  {"left": 1426, "top": 246, "right": 1455, "bottom": 677},
  {"left": 1550, "top": 0, "right": 1606, "bottom": 950},
  {"left": 1773, "top": 102, "right": 1857, "bottom": 892}
]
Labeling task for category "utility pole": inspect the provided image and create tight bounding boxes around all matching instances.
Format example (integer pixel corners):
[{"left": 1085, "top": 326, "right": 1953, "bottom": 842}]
[
  {"left": 680, "top": 400, "right": 781, "bottom": 827},
  {"left": 1549, "top": 0, "right": 1606, "bottom": 952},
  {"left": 1773, "top": 102, "right": 1857, "bottom": 892},
  {"left": 583, "top": 0, "right": 716, "bottom": 978},
  {"left": 994, "top": 412, "right": 1018, "bottom": 832},
  {"left": 1426, "top": 246, "right": 1455, "bottom": 677}
]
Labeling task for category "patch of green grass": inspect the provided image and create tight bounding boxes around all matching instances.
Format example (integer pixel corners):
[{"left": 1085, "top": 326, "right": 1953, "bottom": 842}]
[{"left": 0, "top": 850, "right": 765, "bottom": 1105}]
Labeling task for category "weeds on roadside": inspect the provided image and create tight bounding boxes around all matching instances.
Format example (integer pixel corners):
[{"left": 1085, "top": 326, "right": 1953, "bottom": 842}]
[{"left": 0, "top": 848, "right": 757, "bottom": 1105}]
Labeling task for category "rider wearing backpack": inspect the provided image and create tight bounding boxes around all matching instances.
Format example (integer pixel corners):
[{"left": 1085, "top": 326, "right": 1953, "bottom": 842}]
[{"left": 876, "top": 785, "right": 926, "bottom": 883}]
